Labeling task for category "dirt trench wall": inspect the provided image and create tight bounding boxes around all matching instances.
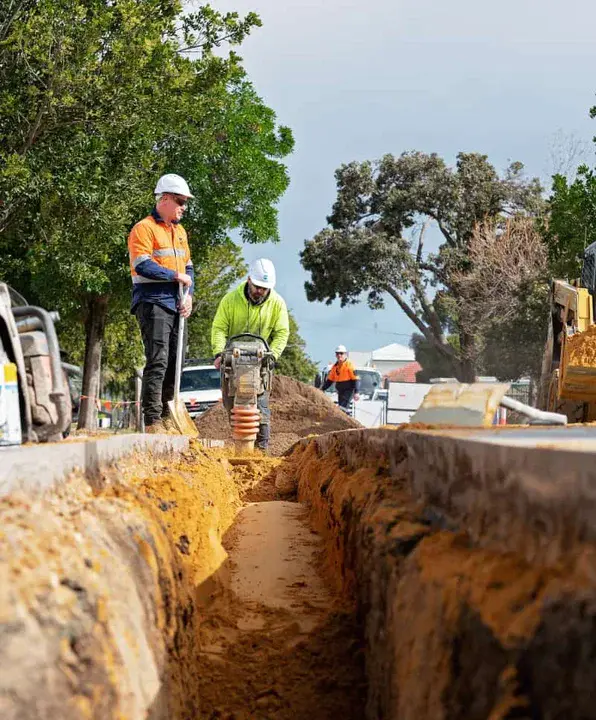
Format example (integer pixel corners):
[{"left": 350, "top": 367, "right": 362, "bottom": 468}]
[
  {"left": 285, "top": 428, "right": 596, "bottom": 720},
  {"left": 0, "top": 445, "right": 240, "bottom": 720}
]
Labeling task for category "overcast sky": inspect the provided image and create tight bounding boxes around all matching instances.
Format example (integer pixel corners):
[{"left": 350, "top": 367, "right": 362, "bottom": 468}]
[{"left": 215, "top": 0, "right": 596, "bottom": 367}]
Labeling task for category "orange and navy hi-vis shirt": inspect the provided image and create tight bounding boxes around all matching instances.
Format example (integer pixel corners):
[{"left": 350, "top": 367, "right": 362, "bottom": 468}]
[
  {"left": 323, "top": 360, "right": 360, "bottom": 392},
  {"left": 128, "top": 207, "right": 194, "bottom": 313}
]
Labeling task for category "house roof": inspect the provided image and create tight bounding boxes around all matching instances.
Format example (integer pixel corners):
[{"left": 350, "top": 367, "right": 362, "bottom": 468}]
[
  {"left": 383, "top": 362, "right": 422, "bottom": 383},
  {"left": 371, "top": 343, "right": 415, "bottom": 362}
]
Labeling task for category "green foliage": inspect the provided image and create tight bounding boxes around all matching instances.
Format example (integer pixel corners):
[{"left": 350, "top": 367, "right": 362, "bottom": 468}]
[
  {"left": 0, "top": 0, "right": 293, "bottom": 402},
  {"left": 274, "top": 313, "right": 318, "bottom": 383},
  {"left": 543, "top": 167, "right": 596, "bottom": 279},
  {"left": 301, "top": 151, "right": 544, "bottom": 380},
  {"left": 480, "top": 282, "right": 549, "bottom": 382},
  {"left": 410, "top": 334, "right": 460, "bottom": 382},
  {"left": 186, "top": 241, "right": 247, "bottom": 360}
]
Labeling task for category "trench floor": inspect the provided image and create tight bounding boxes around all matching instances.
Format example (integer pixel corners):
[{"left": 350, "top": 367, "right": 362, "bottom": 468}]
[{"left": 195, "top": 497, "right": 367, "bottom": 719}]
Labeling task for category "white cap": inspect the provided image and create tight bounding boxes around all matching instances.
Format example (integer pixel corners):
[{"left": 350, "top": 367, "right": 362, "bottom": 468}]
[
  {"left": 249, "top": 258, "right": 276, "bottom": 289},
  {"left": 154, "top": 173, "right": 194, "bottom": 198},
  {"left": 335, "top": 344, "right": 347, "bottom": 353}
]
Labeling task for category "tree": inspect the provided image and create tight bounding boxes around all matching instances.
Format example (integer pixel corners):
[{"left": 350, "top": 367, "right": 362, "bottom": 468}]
[
  {"left": 542, "top": 104, "right": 596, "bottom": 281},
  {"left": 450, "top": 217, "right": 549, "bottom": 381},
  {"left": 0, "top": 1, "right": 293, "bottom": 428},
  {"left": 186, "top": 241, "right": 247, "bottom": 360},
  {"left": 410, "top": 334, "right": 459, "bottom": 382},
  {"left": 301, "top": 152, "right": 543, "bottom": 381},
  {"left": 543, "top": 167, "right": 596, "bottom": 279},
  {"left": 274, "top": 313, "right": 318, "bottom": 383},
  {"left": 411, "top": 219, "right": 548, "bottom": 383}
]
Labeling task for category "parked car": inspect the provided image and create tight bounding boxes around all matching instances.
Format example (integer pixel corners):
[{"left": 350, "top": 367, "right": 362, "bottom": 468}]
[{"left": 179, "top": 359, "right": 222, "bottom": 418}]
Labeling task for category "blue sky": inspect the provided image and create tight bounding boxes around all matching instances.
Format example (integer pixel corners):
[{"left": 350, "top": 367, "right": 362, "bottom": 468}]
[{"left": 215, "top": 0, "right": 596, "bottom": 367}]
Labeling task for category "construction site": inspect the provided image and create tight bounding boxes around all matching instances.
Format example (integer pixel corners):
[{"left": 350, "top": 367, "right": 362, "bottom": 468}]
[
  {"left": 4, "top": 1, "right": 596, "bottom": 718},
  {"left": 2, "top": 356, "right": 596, "bottom": 719}
]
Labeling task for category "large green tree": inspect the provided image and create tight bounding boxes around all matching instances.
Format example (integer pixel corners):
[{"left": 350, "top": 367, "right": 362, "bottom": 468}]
[
  {"left": 186, "top": 241, "right": 247, "bottom": 360},
  {"left": 542, "top": 106, "right": 596, "bottom": 280},
  {"left": 301, "top": 152, "right": 543, "bottom": 381},
  {"left": 0, "top": 0, "right": 293, "bottom": 428},
  {"left": 544, "top": 166, "right": 596, "bottom": 279}
]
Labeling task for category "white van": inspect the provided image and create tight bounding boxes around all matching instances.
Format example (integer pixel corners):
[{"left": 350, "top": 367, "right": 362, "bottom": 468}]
[{"left": 179, "top": 360, "right": 222, "bottom": 418}]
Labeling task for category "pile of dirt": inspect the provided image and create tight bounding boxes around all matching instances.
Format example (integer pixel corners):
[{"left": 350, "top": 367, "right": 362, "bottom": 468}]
[
  {"left": 195, "top": 374, "right": 361, "bottom": 455},
  {"left": 566, "top": 324, "right": 596, "bottom": 367}
]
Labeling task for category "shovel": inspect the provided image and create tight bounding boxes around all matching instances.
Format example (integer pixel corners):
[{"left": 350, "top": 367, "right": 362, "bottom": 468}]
[
  {"left": 166, "top": 284, "right": 199, "bottom": 437},
  {"left": 410, "top": 383, "right": 567, "bottom": 427}
]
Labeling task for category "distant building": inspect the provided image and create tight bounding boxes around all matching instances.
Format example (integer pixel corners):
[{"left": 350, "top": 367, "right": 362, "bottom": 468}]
[
  {"left": 349, "top": 342, "right": 415, "bottom": 375},
  {"left": 371, "top": 343, "right": 416, "bottom": 374},
  {"left": 383, "top": 361, "right": 422, "bottom": 384}
]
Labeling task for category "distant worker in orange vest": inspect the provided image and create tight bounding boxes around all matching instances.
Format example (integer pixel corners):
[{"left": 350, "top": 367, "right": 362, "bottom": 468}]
[{"left": 321, "top": 345, "right": 360, "bottom": 413}]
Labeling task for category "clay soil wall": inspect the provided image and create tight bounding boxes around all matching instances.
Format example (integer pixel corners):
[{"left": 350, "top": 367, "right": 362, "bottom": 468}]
[
  {"left": 0, "top": 444, "right": 241, "bottom": 720},
  {"left": 285, "top": 428, "right": 596, "bottom": 719}
]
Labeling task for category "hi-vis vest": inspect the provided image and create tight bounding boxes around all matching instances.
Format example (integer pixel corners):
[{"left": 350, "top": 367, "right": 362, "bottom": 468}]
[
  {"left": 328, "top": 360, "right": 358, "bottom": 383},
  {"left": 128, "top": 214, "right": 191, "bottom": 284}
]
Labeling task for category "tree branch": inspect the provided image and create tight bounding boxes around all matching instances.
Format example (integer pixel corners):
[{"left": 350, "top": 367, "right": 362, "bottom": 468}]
[
  {"left": 177, "top": 30, "right": 240, "bottom": 53},
  {"left": 411, "top": 275, "right": 445, "bottom": 344},
  {"left": 436, "top": 219, "right": 456, "bottom": 247},
  {"left": 385, "top": 285, "right": 456, "bottom": 361},
  {"left": 416, "top": 219, "right": 430, "bottom": 264}
]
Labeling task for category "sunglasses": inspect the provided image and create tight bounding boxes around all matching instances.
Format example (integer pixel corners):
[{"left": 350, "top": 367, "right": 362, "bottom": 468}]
[{"left": 170, "top": 194, "right": 188, "bottom": 207}]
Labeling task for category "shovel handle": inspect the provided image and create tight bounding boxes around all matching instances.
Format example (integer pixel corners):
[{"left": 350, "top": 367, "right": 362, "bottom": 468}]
[{"left": 174, "top": 283, "right": 186, "bottom": 403}]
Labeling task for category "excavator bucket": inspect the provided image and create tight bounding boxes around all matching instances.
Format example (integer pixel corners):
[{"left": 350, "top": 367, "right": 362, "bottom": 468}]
[
  {"left": 559, "top": 326, "right": 596, "bottom": 401},
  {"left": 410, "top": 383, "right": 510, "bottom": 427}
]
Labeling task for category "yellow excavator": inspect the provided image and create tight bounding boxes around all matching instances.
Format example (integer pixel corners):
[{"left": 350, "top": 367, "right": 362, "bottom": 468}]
[
  {"left": 538, "top": 254, "right": 596, "bottom": 422},
  {"left": 412, "top": 246, "right": 596, "bottom": 428}
]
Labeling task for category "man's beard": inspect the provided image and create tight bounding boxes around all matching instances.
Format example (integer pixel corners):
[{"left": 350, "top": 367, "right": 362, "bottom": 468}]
[{"left": 249, "top": 288, "right": 269, "bottom": 304}]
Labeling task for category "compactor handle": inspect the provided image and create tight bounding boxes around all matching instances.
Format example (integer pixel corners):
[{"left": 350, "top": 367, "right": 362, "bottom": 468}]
[{"left": 225, "top": 333, "right": 271, "bottom": 351}]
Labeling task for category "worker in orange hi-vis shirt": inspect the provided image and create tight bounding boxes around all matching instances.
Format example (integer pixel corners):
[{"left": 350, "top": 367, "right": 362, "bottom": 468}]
[{"left": 321, "top": 344, "right": 360, "bottom": 413}]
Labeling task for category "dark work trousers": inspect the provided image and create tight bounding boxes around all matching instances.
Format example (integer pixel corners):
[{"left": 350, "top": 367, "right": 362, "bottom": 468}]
[
  {"left": 223, "top": 388, "right": 271, "bottom": 450},
  {"left": 337, "top": 388, "right": 355, "bottom": 415},
  {"left": 135, "top": 302, "right": 179, "bottom": 426}
]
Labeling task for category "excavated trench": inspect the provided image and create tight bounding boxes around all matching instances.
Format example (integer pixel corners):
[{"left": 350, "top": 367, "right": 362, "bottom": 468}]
[
  {"left": 0, "top": 442, "right": 367, "bottom": 719},
  {"left": 3, "top": 420, "right": 596, "bottom": 718}
]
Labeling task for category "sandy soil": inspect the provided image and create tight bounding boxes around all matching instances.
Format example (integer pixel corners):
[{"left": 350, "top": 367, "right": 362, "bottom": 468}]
[
  {"left": 195, "top": 499, "right": 367, "bottom": 719},
  {"left": 196, "top": 375, "right": 361, "bottom": 456}
]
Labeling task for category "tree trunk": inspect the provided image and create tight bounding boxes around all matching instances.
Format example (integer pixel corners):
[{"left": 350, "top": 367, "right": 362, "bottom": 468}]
[
  {"left": 458, "top": 331, "right": 477, "bottom": 383},
  {"left": 77, "top": 295, "right": 109, "bottom": 431}
]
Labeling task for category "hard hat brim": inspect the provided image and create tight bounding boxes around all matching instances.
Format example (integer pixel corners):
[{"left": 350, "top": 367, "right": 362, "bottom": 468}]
[
  {"left": 155, "top": 191, "right": 194, "bottom": 199},
  {"left": 250, "top": 277, "right": 275, "bottom": 289}
]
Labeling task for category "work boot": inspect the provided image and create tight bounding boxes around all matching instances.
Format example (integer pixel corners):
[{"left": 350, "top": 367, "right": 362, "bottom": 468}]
[
  {"left": 145, "top": 420, "right": 166, "bottom": 434},
  {"left": 256, "top": 440, "right": 269, "bottom": 455}
]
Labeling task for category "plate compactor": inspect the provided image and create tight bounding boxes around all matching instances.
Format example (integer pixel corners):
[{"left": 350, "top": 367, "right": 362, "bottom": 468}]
[{"left": 220, "top": 334, "right": 275, "bottom": 454}]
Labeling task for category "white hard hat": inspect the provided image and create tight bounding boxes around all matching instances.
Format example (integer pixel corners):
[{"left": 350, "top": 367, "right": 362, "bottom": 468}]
[
  {"left": 335, "top": 344, "right": 347, "bottom": 353},
  {"left": 249, "top": 258, "right": 276, "bottom": 289},
  {"left": 154, "top": 173, "right": 194, "bottom": 198}
]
